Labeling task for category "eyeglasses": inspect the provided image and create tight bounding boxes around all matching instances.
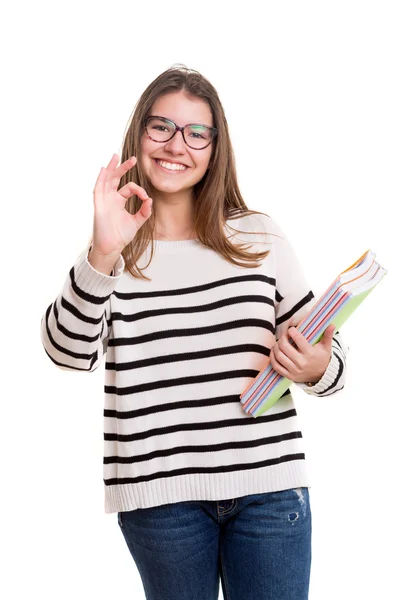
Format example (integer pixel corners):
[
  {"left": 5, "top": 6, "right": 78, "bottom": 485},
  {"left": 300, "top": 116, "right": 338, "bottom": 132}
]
[{"left": 144, "top": 115, "right": 217, "bottom": 150}]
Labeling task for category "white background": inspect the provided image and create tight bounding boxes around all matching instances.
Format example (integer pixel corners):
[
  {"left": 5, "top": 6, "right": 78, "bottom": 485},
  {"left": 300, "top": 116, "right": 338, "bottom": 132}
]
[{"left": 1, "top": 1, "right": 398, "bottom": 598}]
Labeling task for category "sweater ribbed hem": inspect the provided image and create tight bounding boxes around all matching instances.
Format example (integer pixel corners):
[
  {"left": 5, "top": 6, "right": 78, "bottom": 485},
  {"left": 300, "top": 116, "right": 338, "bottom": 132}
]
[
  {"left": 104, "top": 459, "right": 311, "bottom": 514},
  {"left": 72, "top": 249, "right": 125, "bottom": 298}
]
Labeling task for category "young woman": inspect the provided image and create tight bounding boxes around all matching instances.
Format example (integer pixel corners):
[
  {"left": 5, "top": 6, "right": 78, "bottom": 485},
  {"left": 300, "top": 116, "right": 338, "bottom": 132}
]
[{"left": 41, "top": 64, "right": 349, "bottom": 600}]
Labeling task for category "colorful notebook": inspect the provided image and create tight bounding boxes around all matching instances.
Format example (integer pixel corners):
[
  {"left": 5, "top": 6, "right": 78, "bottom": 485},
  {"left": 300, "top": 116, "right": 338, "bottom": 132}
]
[{"left": 240, "top": 249, "right": 387, "bottom": 418}]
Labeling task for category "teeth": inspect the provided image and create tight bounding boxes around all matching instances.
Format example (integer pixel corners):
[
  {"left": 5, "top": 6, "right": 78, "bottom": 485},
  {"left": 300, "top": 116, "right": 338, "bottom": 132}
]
[{"left": 156, "top": 159, "right": 187, "bottom": 171}]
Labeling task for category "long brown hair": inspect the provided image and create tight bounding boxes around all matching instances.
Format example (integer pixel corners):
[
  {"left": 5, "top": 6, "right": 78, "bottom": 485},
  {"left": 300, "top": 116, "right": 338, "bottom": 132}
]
[{"left": 103, "top": 64, "right": 274, "bottom": 280}]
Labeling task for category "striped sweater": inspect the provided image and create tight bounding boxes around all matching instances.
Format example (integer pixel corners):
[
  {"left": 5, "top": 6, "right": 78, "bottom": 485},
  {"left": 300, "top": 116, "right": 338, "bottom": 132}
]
[{"left": 40, "top": 212, "right": 349, "bottom": 514}]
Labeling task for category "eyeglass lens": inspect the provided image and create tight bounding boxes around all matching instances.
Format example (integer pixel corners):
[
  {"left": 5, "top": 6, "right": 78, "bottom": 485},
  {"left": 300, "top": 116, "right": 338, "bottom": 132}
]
[{"left": 146, "top": 117, "right": 212, "bottom": 149}]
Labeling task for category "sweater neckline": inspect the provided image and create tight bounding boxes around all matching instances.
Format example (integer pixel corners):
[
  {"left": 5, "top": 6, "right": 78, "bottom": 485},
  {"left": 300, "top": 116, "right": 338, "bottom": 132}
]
[{"left": 145, "top": 238, "right": 201, "bottom": 252}]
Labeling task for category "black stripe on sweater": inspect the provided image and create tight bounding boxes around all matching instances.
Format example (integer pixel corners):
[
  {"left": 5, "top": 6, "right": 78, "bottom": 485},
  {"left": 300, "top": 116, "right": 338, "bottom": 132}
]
[
  {"left": 103, "top": 453, "right": 306, "bottom": 486},
  {"left": 104, "top": 408, "right": 298, "bottom": 443},
  {"left": 314, "top": 351, "right": 344, "bottom": 395},
  {"left": 105, "top": 368, "right": 260, "bottom": 396},
  {"left": 275, "top": 290, "right": 315, "bottom": 325},
  {"left": 113, "top": 273, "right": 276, "bottom": 300},
  {"left": 54, "top": 301, "right": 103, "bottom": 343},
  {"left": 104, "top": 431, "right": 303, "bottom": 464},
  {"left": 104, "top": 393, "right": 293, "bottom": 420},
  {"left": 104, "top": 410, "right": 294, "bottom": 442},
  {"left": 111, "top": 294, "right": 275, "bottom": 323},
  {"left": 109, "top": 318, "right": 275, "bottom": 347},
  {"left": 106, "top": 343, "right": 270, "bottom": 371},
  {"left": 332, "top": 334, "right": 344, "bottom": 353},
  {"left": 317, "top": 385, "right": 344, "bottom": 397},
  {"left": 69, "top": 265, "right": 113, "bottom": 305},
  {"left": 60, "top": 295, "right": 104, "bottom": 325},
  {"left": 332, "top": 335, "right": 347, "bottom": 362},
  {"left": 44, "top": 303, "right": 100, "bottom": 362},
  {"left": 42, "top": 347, "right": 96, "bottom": 371}
]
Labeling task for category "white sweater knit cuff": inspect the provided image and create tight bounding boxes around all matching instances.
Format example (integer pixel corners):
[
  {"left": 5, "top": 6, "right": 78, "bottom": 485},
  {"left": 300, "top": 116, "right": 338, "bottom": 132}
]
[
  {"left": 72, "top": 249, "right": 125, "bottom": 299},
  {"left": 296, "top": 350, "right": 343, "bottom": 395}
]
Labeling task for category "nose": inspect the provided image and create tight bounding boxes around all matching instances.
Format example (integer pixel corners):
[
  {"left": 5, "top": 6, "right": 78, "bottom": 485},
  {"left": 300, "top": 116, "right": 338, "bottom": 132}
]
[{"left": 163, "top": 129, "right": 187, "bottom": 154}]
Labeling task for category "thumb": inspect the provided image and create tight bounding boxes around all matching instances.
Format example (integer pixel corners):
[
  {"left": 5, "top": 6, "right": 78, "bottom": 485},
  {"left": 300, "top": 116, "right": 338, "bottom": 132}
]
[{"left": 321, "top": 324, "right": 336, "bottom": 344}]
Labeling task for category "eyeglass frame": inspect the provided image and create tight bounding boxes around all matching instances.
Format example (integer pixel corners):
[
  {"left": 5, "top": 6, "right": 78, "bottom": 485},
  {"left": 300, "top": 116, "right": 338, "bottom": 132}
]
[{"left": 144, "top": 115, "right": 218, "bottom": 150}]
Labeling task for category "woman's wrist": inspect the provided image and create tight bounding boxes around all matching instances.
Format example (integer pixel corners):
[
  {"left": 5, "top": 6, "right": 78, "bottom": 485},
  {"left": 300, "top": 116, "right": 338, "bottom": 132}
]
[{"left": 88, "top": 247, "right": 121, "bottom": 276}]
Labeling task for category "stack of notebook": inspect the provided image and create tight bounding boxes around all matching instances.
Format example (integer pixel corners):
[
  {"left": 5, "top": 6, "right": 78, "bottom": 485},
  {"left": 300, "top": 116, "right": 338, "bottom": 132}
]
[{"left": 240, "top": 249, "right": 387, "bottom": 418}]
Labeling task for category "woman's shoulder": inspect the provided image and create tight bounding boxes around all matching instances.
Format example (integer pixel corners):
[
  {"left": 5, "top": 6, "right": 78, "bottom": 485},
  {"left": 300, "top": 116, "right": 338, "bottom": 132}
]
[{"left": 225, "top": 210, "right": 284, "bottom": 241}]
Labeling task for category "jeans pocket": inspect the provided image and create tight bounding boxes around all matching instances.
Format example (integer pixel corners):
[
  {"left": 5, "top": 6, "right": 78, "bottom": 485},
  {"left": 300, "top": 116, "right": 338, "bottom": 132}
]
[{"left": 117, "top": 511, "right": 124, "bottom": 529}]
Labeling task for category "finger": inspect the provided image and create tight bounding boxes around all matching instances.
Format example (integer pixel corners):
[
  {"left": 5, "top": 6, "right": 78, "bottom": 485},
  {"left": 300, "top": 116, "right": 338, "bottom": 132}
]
[
  {"left": 110, "top": 155, "right": 137, "bottom": 188},
  {"left": 272, "top": 342, "right": 296, "bottom": 371},
  {"left": 94, "top": 154, "right": 120, "bottom": 202},
  {"left": 114, "top": 182, "right": 150, "bottom": 210},
  {"left": 93, "top": 166, "right": 108, "bottom": 205},
  {"left": 270, "top": 345, "right": 283, "bottom": 367},
  {"left": 106, "top": 153, "right": 120, "bottom": 170},
  {"left": 276, "top": 331, "right": 293, "bottom": 356},
  {"left": 104, "top": 154, "right": 121, "bottom": 197},
  {"left": 287, "top": 327, "right": 309, "bottom": 353},
  {"left": 99, "top": 154, "right": 135, "bottom": 197},
  {"left": 119, "top": 181, "right": 149, "bottom": 200},
  {"left": 277, "top": 332, "right": 298, "bottom": 360},
  {"left": 94, "top": 156, "right": 116, "bottom": 190},
  {"left": 270, "top": 347, "right": 285, "bottom": 376},
  {"left": 132, "top": 197, "right": 153, "bottom": 228}
]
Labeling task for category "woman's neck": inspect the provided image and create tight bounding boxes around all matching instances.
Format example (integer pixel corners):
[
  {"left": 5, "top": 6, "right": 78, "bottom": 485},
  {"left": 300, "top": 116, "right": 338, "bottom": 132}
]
[{"left": 152, "top": 193, "right": 196, "bottom": 241}]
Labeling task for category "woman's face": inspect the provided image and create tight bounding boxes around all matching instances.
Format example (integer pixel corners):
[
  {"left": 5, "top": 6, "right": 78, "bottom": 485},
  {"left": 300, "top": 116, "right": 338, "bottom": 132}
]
[{"left": 140, "top": 90, "right": 214, "bottom": 199}]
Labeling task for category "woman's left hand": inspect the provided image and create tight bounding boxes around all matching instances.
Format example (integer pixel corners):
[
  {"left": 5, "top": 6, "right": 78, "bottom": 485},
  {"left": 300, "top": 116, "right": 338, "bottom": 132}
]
[{"left": 270, "top": 324, "right": 336, "bottom": 384}]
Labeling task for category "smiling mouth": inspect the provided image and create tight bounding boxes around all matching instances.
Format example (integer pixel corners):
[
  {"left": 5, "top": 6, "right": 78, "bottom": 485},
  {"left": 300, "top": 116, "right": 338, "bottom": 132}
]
[{"left": 153, "top": 158, "right": 189, "bottom": 173}]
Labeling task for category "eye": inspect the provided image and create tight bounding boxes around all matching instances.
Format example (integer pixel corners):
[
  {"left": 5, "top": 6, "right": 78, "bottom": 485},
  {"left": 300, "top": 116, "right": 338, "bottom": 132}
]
[
  {"left": 152, "top": 125, "right": 169, "bottom": 132},
  {"left": 187, "top": 125, "right": 209, "bottom": 140}
]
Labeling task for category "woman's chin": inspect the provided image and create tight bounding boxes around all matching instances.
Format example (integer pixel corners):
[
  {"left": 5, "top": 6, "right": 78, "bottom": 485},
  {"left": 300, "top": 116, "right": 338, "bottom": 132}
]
[{"left": 148, "top": 179, "right": 192, "bottom": 195}]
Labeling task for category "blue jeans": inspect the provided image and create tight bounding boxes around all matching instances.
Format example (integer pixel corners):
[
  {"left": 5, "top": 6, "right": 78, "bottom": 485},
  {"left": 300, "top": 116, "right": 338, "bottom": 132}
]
[{"left": 117, "top": 486, "right": 312, "bottom": 600}]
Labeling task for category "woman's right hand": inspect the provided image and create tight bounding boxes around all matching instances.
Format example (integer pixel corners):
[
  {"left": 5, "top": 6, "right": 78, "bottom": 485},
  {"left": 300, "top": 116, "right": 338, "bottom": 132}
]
[{"left": 90, "top": 153, "right": 153, "bottom": 260}]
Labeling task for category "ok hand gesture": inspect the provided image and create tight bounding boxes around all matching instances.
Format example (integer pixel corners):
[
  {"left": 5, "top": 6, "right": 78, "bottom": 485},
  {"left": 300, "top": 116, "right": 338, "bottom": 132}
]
[{"left": 90, "top": 153, "right": 153, "bottom": 261}]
